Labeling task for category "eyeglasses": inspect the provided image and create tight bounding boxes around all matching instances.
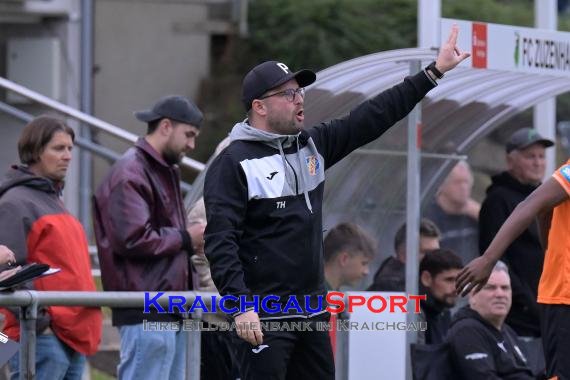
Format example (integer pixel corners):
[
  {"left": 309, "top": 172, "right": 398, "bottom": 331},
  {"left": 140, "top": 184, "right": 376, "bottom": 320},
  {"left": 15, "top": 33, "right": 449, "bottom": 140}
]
[{"left": 259, "top": 87, "right": 305, "bottom": 102}]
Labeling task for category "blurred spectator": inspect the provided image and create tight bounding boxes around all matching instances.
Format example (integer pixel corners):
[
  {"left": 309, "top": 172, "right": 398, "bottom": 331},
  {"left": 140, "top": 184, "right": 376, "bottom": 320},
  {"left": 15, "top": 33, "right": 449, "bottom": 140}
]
[
  {"left": 417, "top": 249, "right": 463, "bottom": 345},
  {"left": 188, "top": 198, "right": 240, "bottom": 380},
  {"left": 0, "top": 115, "right": 102, "bottom": 380},
  {"left": 368, "top": 219, "right": 440, "bottom": 291},
  {"left": 323, "top": 222, "right": 377, "bottom": 291},
  {"left": 93, "top": 96, "right": 205, "bottom": 380},
  {"left": 479, "top": 127, "right": 554, "bottom": 337},
  {"left": 0, "top": 245, "right": 21, "bottom": 332},
  {"left": 424, "top": 161, "right": 480, "bottom": 264},
  {"left": 447, "top": 262, "right": 538, "bottom": 380}
]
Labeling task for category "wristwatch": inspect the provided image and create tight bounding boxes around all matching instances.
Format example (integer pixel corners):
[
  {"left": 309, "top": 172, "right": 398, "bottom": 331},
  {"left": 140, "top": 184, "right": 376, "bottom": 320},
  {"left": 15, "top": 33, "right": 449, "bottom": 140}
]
[{"left": 426, "top": 61, "right": 444, "bottom": 79}]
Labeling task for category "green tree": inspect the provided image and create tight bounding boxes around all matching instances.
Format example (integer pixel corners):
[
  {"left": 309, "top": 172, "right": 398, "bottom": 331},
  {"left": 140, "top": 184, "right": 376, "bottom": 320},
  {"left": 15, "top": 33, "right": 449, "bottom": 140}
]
[
  {"left": 246, "top": 0, "right": 417, "bottom": 71},
  {"left": 191, "top": 0, "right": 570, "bottom": 169},
  {"left": 442, "top": 0, "right": 534, "bottom": 26}
]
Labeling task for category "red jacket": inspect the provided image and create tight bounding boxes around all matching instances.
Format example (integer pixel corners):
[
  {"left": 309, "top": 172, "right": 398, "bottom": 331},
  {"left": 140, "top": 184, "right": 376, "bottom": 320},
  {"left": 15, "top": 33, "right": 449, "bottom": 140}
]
[
  {"left": 0, "top": 166, "right": 102, "bottom": 355},
  {"left": 93, "top": 138, "right": 193, "bottom": 325}
]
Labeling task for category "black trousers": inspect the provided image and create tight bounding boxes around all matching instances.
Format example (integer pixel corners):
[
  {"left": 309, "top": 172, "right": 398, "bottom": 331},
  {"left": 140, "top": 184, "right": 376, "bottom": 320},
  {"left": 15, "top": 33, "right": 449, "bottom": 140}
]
[
  {"left": 201, "top": 327, "right": 240, "bottom": 380},
  {"left": 541, "top": 304, "right": 570, "bottom": 380},
  {"left": 235, "top": 316, "right": 335, "bottom": 380}
]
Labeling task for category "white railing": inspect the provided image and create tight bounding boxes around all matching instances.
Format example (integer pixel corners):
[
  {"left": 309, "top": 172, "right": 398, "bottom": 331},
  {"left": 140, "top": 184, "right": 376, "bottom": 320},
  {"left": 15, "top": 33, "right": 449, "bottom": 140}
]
[
  {"left": 0, "top": 290, "right": 218, "bottom": 380},
  {"left": 0, "top": 76, "right": 205, "bottom": 172}
]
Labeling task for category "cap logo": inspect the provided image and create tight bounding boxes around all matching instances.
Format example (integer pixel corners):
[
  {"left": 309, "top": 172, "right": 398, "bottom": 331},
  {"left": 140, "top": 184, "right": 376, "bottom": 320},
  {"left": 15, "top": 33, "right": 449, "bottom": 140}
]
[
  {"left": 527, "top": 129, "right": 538, "bottom": 141},
  {"left": 276, "top": 63, "right": 290, "bottom": 74}
]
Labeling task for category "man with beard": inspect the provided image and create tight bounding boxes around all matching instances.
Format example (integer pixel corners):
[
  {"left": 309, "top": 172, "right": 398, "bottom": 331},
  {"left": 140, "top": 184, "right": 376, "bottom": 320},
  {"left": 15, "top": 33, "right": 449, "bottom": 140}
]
[
  {"left": 417, "top": 249, "right": 463, "bottom": 344},
  {"left": 478, "top": 128, "right": 554, "bottom": 338},
  {"left": 204, "top": 26, "right": 469, "bottom": 380},
  {"left": 93, "top": 95, "right": 206, "bottom": 380}
]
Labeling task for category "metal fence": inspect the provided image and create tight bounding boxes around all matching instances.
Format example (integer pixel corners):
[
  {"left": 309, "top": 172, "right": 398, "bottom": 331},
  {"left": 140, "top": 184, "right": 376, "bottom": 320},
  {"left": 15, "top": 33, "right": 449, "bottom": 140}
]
[{"left": 0, "top": 290, "right": 219, "bottom": 380}]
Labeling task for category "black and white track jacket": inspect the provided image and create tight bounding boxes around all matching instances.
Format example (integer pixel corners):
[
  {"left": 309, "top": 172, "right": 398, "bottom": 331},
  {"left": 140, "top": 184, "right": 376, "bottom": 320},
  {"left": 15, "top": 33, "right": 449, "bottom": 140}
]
[{"left": 204, "top": 70, "right": 436, "bottom": 320}]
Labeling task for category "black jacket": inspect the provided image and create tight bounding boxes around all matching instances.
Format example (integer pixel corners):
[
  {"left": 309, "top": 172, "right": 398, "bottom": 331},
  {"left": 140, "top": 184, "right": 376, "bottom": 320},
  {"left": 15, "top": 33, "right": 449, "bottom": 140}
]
[
  {"left": 418, "top": 291, "right": 452, "bottom": 345},
  {"left": 367, "top": 256, "right": 405, "bottom": 292},
  {"left": 479, "top": 172, "right": 543, "bottom": 336},
  {"left": 447, "top": 306, "right": 536, "bottom": 380},
  {"left": 204, "top": 70, "right": 436, "bottom": 319}
]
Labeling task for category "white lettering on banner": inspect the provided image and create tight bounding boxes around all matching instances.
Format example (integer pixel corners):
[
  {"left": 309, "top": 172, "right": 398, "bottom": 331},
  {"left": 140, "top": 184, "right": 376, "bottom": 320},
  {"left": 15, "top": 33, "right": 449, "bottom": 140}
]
[{"left": 276, "top": 62, "right": 290, "bottom": 74}]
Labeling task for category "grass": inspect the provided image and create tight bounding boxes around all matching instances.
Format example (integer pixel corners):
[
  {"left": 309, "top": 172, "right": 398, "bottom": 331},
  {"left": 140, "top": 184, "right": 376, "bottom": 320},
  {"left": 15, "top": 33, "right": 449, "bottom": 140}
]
[{"left": 90, "top": 366, "right": 116, "bottom": 380}]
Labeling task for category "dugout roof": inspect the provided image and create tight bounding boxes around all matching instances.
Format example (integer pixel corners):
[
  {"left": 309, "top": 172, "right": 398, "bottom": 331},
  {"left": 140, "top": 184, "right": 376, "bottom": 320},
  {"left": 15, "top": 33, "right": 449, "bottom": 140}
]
[{"left": 305, "top": 47, "right": 570, "bottom": 280}]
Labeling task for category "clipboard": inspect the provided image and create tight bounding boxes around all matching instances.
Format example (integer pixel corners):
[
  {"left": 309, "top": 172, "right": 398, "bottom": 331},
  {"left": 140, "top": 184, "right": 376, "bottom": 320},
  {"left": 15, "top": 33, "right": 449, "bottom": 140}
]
[{"left": 0, "top": 263, "right": 60, "bottom": 290}]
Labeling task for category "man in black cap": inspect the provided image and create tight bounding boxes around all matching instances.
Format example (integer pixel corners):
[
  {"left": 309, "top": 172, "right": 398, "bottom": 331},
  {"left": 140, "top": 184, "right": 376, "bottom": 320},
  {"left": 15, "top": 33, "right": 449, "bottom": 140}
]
[
  {"left": 478, "top": 127, "right": 554, "bottom": 338},
  {"left": 204, "top": 25, "right": 469, "bottom": 380},
  {"left": 93, "top": 95, "right": 206, "bottom": 380}
]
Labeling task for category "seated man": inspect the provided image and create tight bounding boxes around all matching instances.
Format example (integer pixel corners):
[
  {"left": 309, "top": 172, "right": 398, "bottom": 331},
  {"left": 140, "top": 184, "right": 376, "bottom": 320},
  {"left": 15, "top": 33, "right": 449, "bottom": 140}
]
[
  {"left": 447, "top": 262, "right": 537, "bottom": 379},
  {"left": 323, "top": 222, "right": 376, "bottom": 291},
  {"left": 423, "top": 161, "right": 480, "bottom": 265},
  {"left": 368, "top": 219, "right": 440, "bottom": 291},
  {"left": 418, "top": 249, "right": 463, "bottom": 345}
]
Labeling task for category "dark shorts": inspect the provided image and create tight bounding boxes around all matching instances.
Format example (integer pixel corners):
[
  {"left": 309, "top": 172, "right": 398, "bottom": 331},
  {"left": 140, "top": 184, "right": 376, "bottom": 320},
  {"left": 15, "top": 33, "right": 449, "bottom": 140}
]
[
  {"left": 235, "top": 316, "right": 335, "bottom": 380},
  {"left": 541, "top": 303, "right": 570, "bottom": 379}
]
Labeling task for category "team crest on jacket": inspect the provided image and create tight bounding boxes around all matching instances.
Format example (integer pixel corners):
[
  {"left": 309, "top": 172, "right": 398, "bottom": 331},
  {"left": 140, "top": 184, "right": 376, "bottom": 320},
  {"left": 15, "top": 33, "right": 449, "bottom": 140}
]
[{"left": 305, "top": 155, "right": 320, "bottom": 176}]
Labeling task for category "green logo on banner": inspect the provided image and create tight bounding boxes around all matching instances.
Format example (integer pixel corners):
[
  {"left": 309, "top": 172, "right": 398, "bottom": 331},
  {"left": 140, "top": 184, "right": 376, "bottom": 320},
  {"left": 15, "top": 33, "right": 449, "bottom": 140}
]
[{"left": 514, "top": 32, "right": 520, "bottom": 67}]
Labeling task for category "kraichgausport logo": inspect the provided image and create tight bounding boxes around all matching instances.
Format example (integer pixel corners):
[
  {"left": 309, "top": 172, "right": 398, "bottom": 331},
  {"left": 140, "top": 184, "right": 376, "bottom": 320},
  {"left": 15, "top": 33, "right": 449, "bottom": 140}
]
[{"left": 144, "top": 292, "right": 426, "bottom": 315}]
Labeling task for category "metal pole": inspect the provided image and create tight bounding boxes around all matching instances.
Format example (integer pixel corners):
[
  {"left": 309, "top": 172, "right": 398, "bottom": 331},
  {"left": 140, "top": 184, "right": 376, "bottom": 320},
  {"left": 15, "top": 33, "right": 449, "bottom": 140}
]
[
  {"left": 19, "top": 291, "right": 38, "bottom": 380},
  {"left": 239, "top": 0, "right": 249, "bottom": 37},
  {"left": 405, "top": 60, "right": 422, "bottom": 380},
  {"left": 534, "top": 0, "right": 558, "bottom": 176},
  {"left": 80, "top": 0, "right": 94, "bottom": 239},
  {"left": 0, "top": 76, "right": 205, "bottom": 172},
  {"left": 418, "top": 0, "right": 441, "bottom": 48},
  {"left": 0, "top": 101, "right": 193, "bottom": 194},
  {"left": 335, "top": 306, "right": 349, "bottom": 380},
  {"left": 188, "top": 310, "right": 203, "bottom": 380}
]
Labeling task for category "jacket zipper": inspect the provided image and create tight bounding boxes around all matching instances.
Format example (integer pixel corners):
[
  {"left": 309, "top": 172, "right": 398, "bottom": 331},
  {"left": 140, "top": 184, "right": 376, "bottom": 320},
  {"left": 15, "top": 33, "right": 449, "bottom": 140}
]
[{"left": 283, "top": 156, "right": 299, "bottom": 194}]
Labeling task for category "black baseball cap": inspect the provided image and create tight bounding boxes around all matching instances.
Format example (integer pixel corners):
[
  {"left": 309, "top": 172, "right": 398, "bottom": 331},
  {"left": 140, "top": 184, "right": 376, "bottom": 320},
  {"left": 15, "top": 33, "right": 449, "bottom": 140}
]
[
  {"left": 241, "top": 61, "right": 316, "bottom": 111},
  {"left": 134, "top": 95, "right": 203, "bottom": 128},
  {"left": 506, "top": 127, "right": 554, "bottom": 153}
]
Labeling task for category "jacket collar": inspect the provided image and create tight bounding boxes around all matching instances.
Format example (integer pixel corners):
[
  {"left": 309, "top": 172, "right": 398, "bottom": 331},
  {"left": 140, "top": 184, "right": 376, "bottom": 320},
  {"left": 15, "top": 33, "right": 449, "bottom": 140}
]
[
  {"left": 419, "top": 283, "right": 449, "bottom": 316},
  {"left": 488, "top": 171, "right": 539, "bottom": 195},
  {"left": 135, "top": 138, "right": 173, "bottom": 168},
  {"left": 0, "top": 165, "right": 63, "bottom": 197}
]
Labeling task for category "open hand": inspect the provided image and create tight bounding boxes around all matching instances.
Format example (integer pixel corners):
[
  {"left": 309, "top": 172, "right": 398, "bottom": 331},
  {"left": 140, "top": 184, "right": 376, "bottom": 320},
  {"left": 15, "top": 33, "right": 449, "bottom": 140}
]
[
  {"left": 455, "top": 256, "right": 495, "bottom": 297},
  {"left": 187, "top": 222, "right": 206, "bottom": 255}
]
